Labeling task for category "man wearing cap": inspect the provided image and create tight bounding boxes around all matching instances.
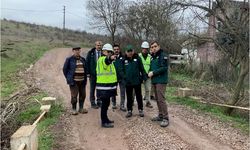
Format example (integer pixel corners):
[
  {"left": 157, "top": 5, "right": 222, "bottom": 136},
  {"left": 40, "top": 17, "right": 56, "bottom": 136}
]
[
  {"left": 63, "top": 46, "right": 88, "bottom": 115},
  {"left": 123, "top": 45, "right": 147, "bottom": 118},
  {"left": 148, "top": 41, "right": 169, "bottom": 127},
  {"left": 86, "top": 41, "right": 103, "bottom": 109},
  {"left": 139, "top": 41, "right": 153, "bottom": 108},
  {"left": 96, "top": 43, "right": 117, "bottom": 128}
]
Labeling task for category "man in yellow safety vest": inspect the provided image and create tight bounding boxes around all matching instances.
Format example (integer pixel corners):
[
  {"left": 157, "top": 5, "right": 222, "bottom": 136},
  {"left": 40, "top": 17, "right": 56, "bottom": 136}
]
[
  {"left": 139, "top": 41, "right": 153, "bottom": 108},
  {"left": 96, "top": 43, "right": 117, "bottom": 128}
]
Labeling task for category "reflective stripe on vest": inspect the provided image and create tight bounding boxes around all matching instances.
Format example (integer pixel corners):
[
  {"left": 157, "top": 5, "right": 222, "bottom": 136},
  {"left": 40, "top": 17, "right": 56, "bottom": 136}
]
[
  {"left": 96, "top": 86, "right": 117, "bottom": 90},
  {"left": 96, "top": 56, "right": 117, "bottom": 84},
  {"left": 139, "top": 53, "right": 151, "bottom": 73}
]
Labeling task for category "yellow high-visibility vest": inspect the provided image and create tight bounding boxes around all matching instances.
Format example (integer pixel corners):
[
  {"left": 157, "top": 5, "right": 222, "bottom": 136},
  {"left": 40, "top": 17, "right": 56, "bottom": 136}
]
[
  {"left": 139, "top": 53, "right": 151, "bottom": 73},
  {"left": 96, "top": 56, "right": 117, "bottom": 89}
]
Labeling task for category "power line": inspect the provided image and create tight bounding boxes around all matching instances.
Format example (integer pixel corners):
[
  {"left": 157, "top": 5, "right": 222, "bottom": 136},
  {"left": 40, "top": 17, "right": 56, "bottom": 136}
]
[
  {"left": 67, "top": 11, "right": 85, "bottom": 19},
  {"left": 1, "top": 8, "right": 62, "bottom": 12},
  {"left": 63, "top": 6, "right": 65, "bottom": 44}
]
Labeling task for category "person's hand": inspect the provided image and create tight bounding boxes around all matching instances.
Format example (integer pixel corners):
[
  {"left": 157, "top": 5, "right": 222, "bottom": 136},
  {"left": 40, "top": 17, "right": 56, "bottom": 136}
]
[
  {"left": 148, "top": 71, "right": 154, "bottom": 78},
  {"left": 110, "top": 55, "right": 117, "bottom": 60}
]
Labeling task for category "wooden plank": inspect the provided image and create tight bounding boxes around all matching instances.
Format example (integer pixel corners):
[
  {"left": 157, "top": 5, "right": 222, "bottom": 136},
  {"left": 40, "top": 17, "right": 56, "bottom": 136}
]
[
  {"left": 17, "top": 143, "right": 26, "bottom": 150},
  {"left": 32, "top": 111, "right": 46, "bottom": 125},
  {"left": 189, "top": 96, "right": 250, "bottom": 111}
]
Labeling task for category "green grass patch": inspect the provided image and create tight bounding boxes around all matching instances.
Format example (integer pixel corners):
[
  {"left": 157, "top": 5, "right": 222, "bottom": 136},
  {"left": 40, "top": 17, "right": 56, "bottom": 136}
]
[
  {"left": 38, "top": 104, "right": 64, "bottom": 150},
  {"left": 166, "top": 87, "right": 249, "bottom": 134},
  {"left": 14, "top": 91, "right": 64, "bottom": 150},
  {"left": 1, "top": 40, "right": 63, "bottom": 98},
  {"left": 16, "top": 92, "right": 48, "bottom": 124},
  {"left": 17, "top": 104, "right": 41, "bottom": 124},
  {"left": 170, "top": 72, "right": 214, "bottom": 87}
]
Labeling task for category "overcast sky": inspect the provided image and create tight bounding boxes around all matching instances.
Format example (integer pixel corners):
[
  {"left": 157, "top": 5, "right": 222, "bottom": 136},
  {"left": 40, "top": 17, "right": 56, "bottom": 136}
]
[{"left": 1, "top": 0, "right": 95, "bottom": 32}]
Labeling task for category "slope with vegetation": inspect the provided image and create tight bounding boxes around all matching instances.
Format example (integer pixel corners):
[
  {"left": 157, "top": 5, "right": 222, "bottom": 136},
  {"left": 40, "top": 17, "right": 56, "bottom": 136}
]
[{"left": 0, "top": 19, "right": 105, "bottom": 149}]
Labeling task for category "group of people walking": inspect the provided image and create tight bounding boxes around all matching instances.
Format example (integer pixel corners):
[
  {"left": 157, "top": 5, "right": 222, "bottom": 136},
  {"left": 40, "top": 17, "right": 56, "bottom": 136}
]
[{"left": 63, "top": 40, "right": 169, "bottom": 128}]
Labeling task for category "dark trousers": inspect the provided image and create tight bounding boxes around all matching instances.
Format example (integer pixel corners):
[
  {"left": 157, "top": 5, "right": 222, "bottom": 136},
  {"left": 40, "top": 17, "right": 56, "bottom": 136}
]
[
  {"left": 126, "top": 84, "right": 143, "bottom": 111},
  {"left": 111, "top": 81, "right": 126, "bottom": 106},
  {"left": 153, "top": 84, "right": 169, "bottom": 119},
  {"left": 101, "top": 95, "right": 111, "bottom": 124},
  {"left": 89, "top": 76, "right": 100, "bottom": 105},
  {"left": 69, "top": 81, "right": 86, "bottom": 110}
]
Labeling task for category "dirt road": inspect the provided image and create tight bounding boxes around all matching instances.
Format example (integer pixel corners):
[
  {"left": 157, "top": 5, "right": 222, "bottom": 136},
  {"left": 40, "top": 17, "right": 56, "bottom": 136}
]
[{"left": 32, "top": 48, "right": 249, "bottom": 150}]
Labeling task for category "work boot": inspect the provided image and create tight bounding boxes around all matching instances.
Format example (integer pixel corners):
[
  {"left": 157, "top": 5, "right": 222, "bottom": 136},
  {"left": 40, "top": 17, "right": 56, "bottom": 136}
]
[
  {"left": 102, "top": 123, "right": 114, "bottom": 128},
  {"left": 126, "top": 111, "right": 132, "bottom": 118},
  {"left": 91, "top": 103, "right": 99, "bottom": 109},
  {"left": 112, "top": 104, "right": 117, "bottom": 109},
  {"left": 107, "top": 119, "right": 114, "bottom": 124},
  {"left": 151, "top": 115, "right": 163, "bottom": 121},
  {"left": 146, "top": 102, "right": 153, "bottom": 108},
  {"left": 97, "top": 100, "right": 102, "bottom": 108},
  {"left": 139, "top": 110, "right": 144, "bottom": 117},
  {"left": 79, "top": 108, "right": 88, "bottom": 114},
  {"left": 120, "top": 105, "right": 127, "bottom": 112},
  {"left": 160, "top": 119, "right": 169, "bottom": 127},
  {"left": 71, "top": 109, "right": 78, "bottom": 115}
]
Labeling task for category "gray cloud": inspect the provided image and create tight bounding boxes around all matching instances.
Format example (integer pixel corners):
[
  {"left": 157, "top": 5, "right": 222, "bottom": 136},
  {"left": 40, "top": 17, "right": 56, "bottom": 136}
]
[{"left": 1, "top": 0, "right": 94, "bottom": 32}]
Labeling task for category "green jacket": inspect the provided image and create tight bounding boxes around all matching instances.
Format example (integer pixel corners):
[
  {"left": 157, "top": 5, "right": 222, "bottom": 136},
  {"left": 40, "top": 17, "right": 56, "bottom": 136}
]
[
  {"left": 113, "top": 52, "right": 125, "bottom": 82},
  {"left": 122, "top": 53, "right": 147, "bottom": 86},
  {"left": 150, "top": 49, "right": 169, "bottom": 84},
  {"left": 86, "top": 48, "right": 99, "bottom": 78}
]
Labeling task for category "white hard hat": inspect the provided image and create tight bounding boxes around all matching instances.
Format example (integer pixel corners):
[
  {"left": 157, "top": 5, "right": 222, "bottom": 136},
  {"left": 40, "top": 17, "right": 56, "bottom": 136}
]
[
  {"left": 141, "top": 41, "right": 149, "bottom": 48},
  {"left": 102, "top": 43, "right": 113, "bottom": 51}
]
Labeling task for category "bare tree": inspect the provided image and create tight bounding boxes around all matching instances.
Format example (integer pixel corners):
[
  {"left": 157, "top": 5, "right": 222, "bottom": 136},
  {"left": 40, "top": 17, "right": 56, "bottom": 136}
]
[
  {"left": 87, "top": 0, "right": 124, "bottom": 44},
  {"left": 177, "top": 0, "right": 249, "bottom": 114},
  {"left": 121, "top": 0, "right": 183, "bottom": 52}
]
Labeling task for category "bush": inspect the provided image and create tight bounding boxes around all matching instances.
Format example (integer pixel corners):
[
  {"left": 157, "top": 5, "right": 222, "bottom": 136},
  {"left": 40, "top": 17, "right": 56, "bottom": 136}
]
[{"left": 170, "top": 63, "right": 194, "bottom": 76}]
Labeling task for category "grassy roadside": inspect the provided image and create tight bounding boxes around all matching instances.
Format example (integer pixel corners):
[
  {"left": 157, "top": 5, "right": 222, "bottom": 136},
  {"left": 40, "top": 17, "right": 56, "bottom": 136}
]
[
  {"left": 1, "top": 40, "right": 63, "bottom": 98},
  {"left": 166, "top": 73, "right": 249, "bottom": 134},
  {"left": 37, "top": 103, "right": 63, "bottom": 150},
  {"left": 1, "top": 43, "right": 65, "bottom": 148},
  {"left": 16, "top": 92, "right": 63, "bottom": 150}
]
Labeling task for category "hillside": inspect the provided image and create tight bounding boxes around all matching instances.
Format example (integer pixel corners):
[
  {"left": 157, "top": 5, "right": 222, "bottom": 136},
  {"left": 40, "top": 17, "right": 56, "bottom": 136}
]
[
  {"left": 0, "top": 19, "right": 107, "bottom": 149},
  {"left": 0, "top": 19, "right": 108, "bottom": 98},
  {"left": 1, "top": 19, "right": 108, "bottom": 47}
]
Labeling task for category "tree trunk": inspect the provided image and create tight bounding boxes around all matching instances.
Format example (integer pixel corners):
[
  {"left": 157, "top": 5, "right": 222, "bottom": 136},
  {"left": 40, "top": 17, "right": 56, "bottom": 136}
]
[
  {"left": 111, "top": 32, "right": 115, "bottom": 45},
  {"left": 226, "top": 57, "right": 249, "bottom": 115}
]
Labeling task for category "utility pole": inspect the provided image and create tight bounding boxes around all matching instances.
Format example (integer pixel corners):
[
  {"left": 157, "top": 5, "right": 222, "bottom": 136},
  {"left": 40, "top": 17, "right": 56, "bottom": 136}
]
[{"left": 63, "top": 5, "right": 65, "bottom": 44}]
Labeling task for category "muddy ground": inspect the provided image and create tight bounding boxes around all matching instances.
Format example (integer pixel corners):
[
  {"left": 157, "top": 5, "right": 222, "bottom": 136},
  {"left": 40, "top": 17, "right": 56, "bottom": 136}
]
[{"left": 31, "top": 48, "right": 249, "bottom": 150}]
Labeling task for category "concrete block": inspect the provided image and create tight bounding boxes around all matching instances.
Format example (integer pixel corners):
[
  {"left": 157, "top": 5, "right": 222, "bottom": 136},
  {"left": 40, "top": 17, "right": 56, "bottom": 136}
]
[
  {"left": 40, "top": 105, "right": 51, "bottom": 112},
  {"left": 178, "top": 87, "right": 193, "bottom": 97},
  {"left": 11, "top": 125, "right": 38, "bottom": 150},
  {"left": 41, "top": 97, "right": 56, "bottom": 105},
  {"left": 189, "top": 96, "right": 202, "bottom": 100}
]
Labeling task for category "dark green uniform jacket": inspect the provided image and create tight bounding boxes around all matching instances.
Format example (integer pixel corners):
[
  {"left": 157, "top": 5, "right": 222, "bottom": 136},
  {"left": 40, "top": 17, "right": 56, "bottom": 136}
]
[
  {"left": 123, "top": 53, "right": 147, "bottom": 86},
  {"left": 113, "top": 52, "right": 125, "bottom": 82},
  {"left": 86, "top": 48, "right": 98, "bottom": 78},
  {"left": 150, "top": 49, "right": 169, "bottom": 84}
]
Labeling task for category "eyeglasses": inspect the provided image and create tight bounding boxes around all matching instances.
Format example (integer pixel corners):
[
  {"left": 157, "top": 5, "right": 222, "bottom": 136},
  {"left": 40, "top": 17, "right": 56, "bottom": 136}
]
[{"left": 126, "top": 49, "right": 133, "bottom": 52}]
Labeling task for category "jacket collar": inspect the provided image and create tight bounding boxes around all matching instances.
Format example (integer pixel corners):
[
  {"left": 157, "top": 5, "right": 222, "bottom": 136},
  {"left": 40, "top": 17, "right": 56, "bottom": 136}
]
[{"left": 153, "top": 49, "right": 163, "bottom": 58}]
